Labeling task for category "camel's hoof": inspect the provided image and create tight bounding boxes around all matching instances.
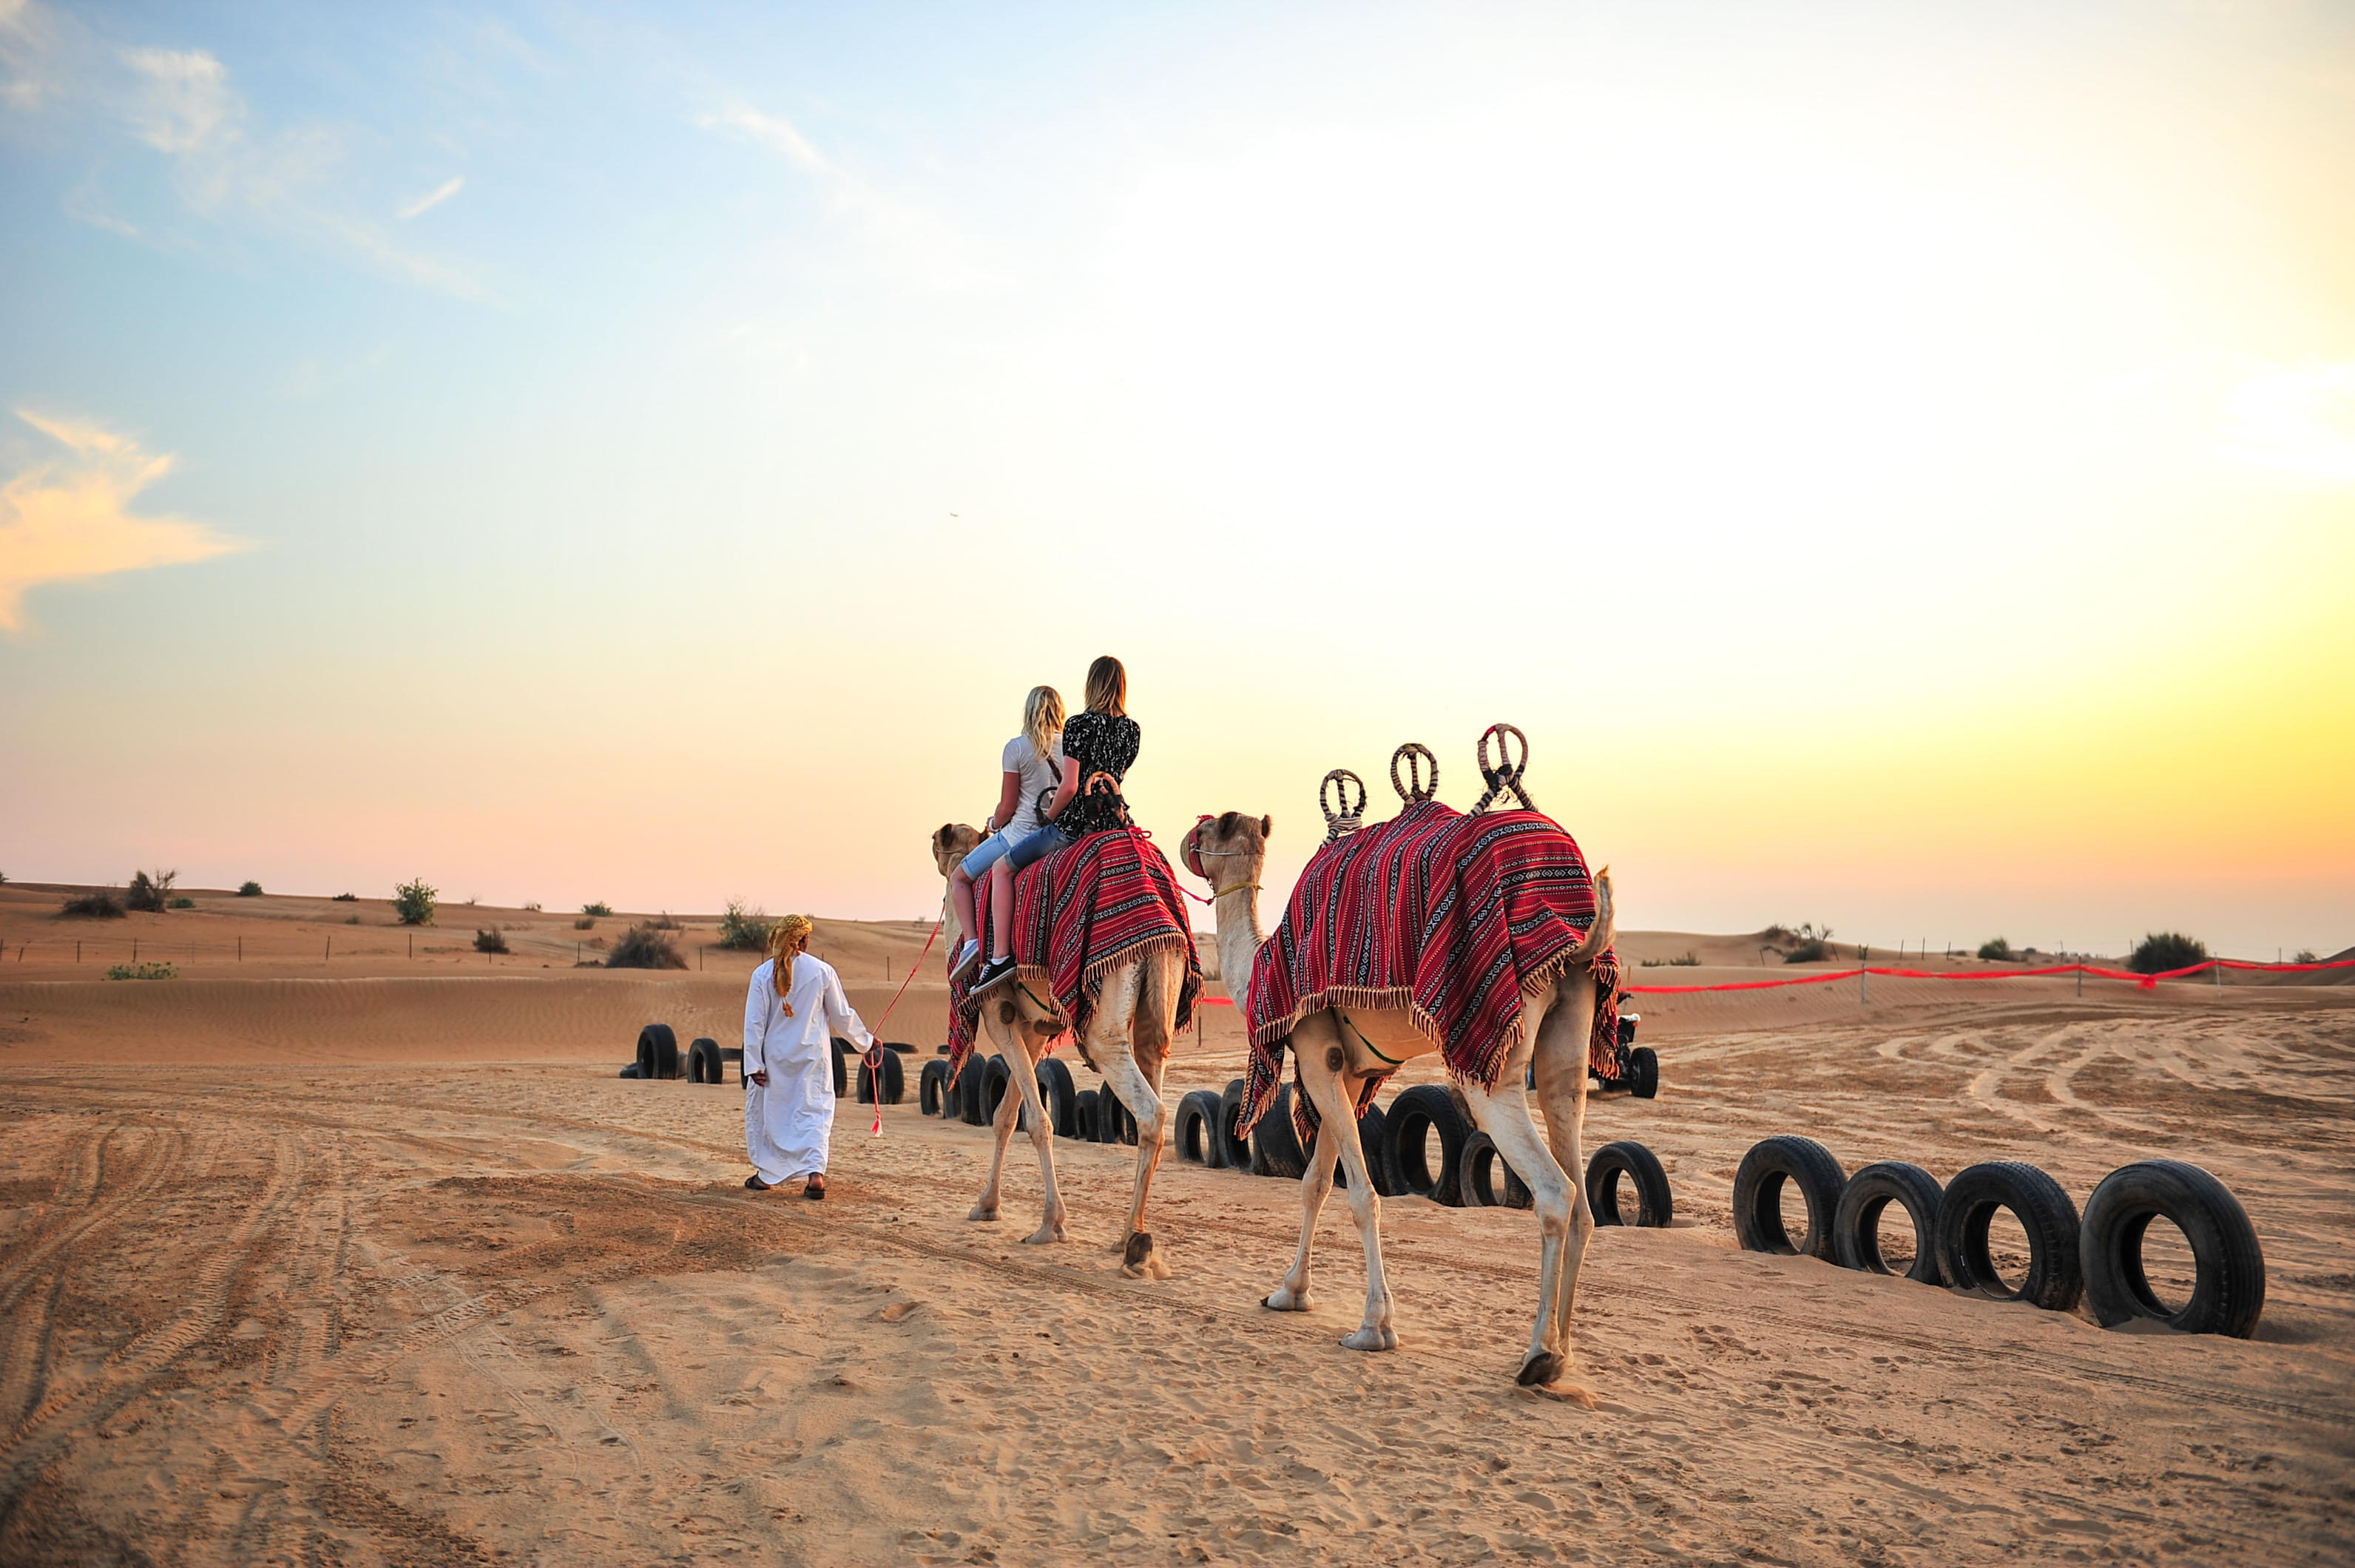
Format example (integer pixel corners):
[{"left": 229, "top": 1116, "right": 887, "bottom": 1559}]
[
  {"left": 967, "top": 1204, "right": 1001, "bottom": 1223},
  {"left": 1024, "top": 1222, "right": 1067, "bottom": 1246},
  {"left": 1516, "top": 1350, "right": 1564, "bottom": 1388},
  {"left": 1339, "top": 1326, "right": 1395, "bottom": 1352},
  {"left": 1263, "top": 1287, "right": 1311, "bottom": 1313},
  {"left": 1118, "top": 1233, "right": 1171, "bottom": 1280}
]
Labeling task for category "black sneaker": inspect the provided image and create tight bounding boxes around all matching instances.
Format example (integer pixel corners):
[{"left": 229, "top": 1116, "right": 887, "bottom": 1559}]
[{"left": 973, "top": 955, "right": 1017, "bottom": 993}]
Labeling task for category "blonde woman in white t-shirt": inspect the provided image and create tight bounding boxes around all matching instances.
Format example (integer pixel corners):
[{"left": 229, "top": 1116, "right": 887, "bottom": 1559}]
[{"left": 947, "top": 686, "right": 1066, "bottom": 982}]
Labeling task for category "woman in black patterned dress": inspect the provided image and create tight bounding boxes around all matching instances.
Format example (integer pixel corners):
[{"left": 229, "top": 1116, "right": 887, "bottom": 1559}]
[{"left": 973, "top": 655, "right": 1140, "bottom": 993}]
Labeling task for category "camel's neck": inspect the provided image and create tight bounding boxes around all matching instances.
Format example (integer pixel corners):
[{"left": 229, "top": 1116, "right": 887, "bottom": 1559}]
[
  {"left": 940, "top": 884, "right": 962, "bottom": 959},
  {"left": 1210, "top": 873, "right": 1267, "bottom": 995}
]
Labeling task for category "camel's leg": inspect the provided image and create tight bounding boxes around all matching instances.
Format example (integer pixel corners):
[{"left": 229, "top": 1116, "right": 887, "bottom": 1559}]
[
  {"left": 966, "top": 1010, "right": 1023, "bottom": 1224},
  {"left": 1281, "top": 1017, "right": 1399, "bottom": 1350},
  {"left": 1460, "top": 985, "right": 1584, "bottom": 1387},
  {"left": 1530, "top": 970, "right": 1601, "bottom": 1368},
  {"left": 999, "top": 1027, "right": 1068, "bottom": 1244},
  {"left": 1090, "top": 966, "right": 1172, "bottom": 1279}
]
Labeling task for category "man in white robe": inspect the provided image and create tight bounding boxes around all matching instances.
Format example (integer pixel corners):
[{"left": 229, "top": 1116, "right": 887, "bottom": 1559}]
[{"left": 743, "top": 919, "right": 875, "bottom": 1197}]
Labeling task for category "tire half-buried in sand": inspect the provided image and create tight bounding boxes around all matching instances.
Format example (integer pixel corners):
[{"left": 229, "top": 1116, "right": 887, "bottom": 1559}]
[
  {"left": 2080, "top": 1159, "right": 2264, "bottom": 1337},
  {"left": 1935, "top": 1160, "right": 2084, "bottom": 1311},
  {"left": 1834, "top": 1160, "right": 1945, "bottom": 1285},
  {"left": 1586, "top": 1139, "right": 1673, "bottom": 1227},
  {"left": 1733, "top": 1135, "right": 1846, "bottom": 1260}
]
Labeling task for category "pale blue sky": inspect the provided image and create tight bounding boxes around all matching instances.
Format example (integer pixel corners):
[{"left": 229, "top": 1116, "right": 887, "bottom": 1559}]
[{"left": 4, "top": 1, "right": 2351, "bottom": 955}]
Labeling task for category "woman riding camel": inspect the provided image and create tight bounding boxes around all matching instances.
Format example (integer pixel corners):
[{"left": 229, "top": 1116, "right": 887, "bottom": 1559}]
[
  {"left": 743, "top": 913, "right": 876, "bottom": 1199},
  {"left": 973, "top": 655, "right": 1139, "bottom": 994},
  {"left": 946, "top": 685, "right": 1066, "bottom": 984}
]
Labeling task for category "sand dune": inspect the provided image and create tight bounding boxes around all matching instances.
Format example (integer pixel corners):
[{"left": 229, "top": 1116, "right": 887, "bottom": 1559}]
[{"left": 2, "top": 899, "right": 2350, "bottom": 1564}]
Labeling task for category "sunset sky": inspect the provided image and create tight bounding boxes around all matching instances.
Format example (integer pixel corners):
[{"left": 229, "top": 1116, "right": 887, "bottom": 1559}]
[{"left": 3, "top": 1, "right": 2350, "bottom": 957}]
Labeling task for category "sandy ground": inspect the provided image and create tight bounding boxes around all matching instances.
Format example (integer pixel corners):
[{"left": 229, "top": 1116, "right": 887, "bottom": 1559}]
[{"left": 1, "top": 895, "right": 2351, "bottom": 1565}]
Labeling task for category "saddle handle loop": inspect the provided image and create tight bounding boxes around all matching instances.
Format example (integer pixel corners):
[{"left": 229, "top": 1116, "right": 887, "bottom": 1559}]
[
  {"left": 1390, "top": 743, "right": 1439, "bottom": 805},
  {"left": 1319, "top": 768, "right": 1369, "bottom": 844},
  {"left": 1470, "top": 723, "right": 1538, "bottom": 815}
]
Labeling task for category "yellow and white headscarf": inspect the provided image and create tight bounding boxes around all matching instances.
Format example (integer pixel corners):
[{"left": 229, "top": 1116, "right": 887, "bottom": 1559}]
[{"left": 768, "top": 914, "right": 815, "bottom": 1010}]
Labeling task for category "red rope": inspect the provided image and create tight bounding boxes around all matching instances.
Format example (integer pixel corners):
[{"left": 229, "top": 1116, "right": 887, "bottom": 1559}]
[
  {"left": 1624, "top": 955, "right": 2355, "bottom": 996},
  {"left": 861, "top": 918, "right": 941, "bottom": 1135}
]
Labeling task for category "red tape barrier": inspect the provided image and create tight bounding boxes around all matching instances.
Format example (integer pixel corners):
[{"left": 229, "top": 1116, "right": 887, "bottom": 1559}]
[{"left": 1626, "top": 955, "right": 2355, "bottom": 996}]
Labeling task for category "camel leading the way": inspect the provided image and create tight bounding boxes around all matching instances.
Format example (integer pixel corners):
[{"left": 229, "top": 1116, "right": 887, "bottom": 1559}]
[
  {"left": 929, "top": 824, "right": 1190, "bottom": 1278},
  {"left": 1181, "top": 810, "right": 1615, "bottom": 1387}
]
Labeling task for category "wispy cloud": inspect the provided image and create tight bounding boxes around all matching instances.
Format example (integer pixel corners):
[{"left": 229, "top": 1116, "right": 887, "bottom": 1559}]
[
  {"left": 0, "top": 410, "right": 247, "bottom": 633},
  {"left": 2219, "top": 362, "right": 2355, "bottom": 487},
  {"left": 0, "top": 1, "right": 484, "bottom": 298},
  {"left": 398, "top": 175, "right": 464, "bottom": 220}
]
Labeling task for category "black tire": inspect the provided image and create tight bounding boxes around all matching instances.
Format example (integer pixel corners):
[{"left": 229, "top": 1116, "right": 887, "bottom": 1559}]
[
  {"left": 1074, "top": 1089, "right": 1099, "bottom": 1140},
  {"left": 856, "top": 1048, "right": 905, "bottom": 1106},
  {"left": 982, "top": 1055, "right": 1013, "bottom": 1124},
  {"left": 919, "top": 1057, "right": 950, "bottom": 1116},
  {"left": 1175, "top": 1089, "right": 1223, "bottom": 1166},
  {"left": 1584, "top": 1139, "right": 1672, "bottom": 1227},
  {"left": 1101, "top": 1091, "right": 1138, "bottom": 1146},
  {"left": 1733, "top": 1136, "right": 1846, "bottom": 1260},
  {"left": 1935, "top": 1160, "right": 2084, "bottom": 1311},
  {"left": 1216, "top": 1078, "right": 1253, "bottom": 1169},
  {"left": 1460, "top": 1130, "right": 1535, "bottom": 1210},
  {"left": 1037, "top": 1058, "right": 1078, "bottom": 1139},
  {"left": 884, "top": 1041, "right": 916, "bottom": 1054},
  {"left": 1834, "top": 1161, "right": 1945, "bottom": 1284},
  {"left": 686, "top": 1037, "right": 720, "bottom": 1084},
  {"left": 638, "top": 1024, "right": 678, "bottom": 1081},
  {"left": 1356, "top": 1102, "right": 1405, "bottom": 1196},
  {"left": 831, "top": 1037, "right": 851, "bottom": 1098},
  {"left": 1250, "top": 1086, "right": 1308, "bottom": 1179},
  {"left": 1627, "top": 1046, "right": 1659, "bottom": 1099},
  {"left": 959, "top": 1055, "right": 990, "bottom": 1125},
  {"left": 1386, "top": 1084, "right": 1471, "bottom": 1206},
  {"left": 618, "top": 1064, "right": 642, "bottom": 1079},
  {"left": 1590, "top": 1071, "right": 1621, "bottom": 1096},
  {"left": 2080, "top": 1160, "right": 2264, "bottom": 1337}
]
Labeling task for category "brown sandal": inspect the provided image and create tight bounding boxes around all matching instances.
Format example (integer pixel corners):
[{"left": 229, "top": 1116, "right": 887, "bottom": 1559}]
[{"left": 803, "top": 1177, "right": 825, "bottom": 1200}]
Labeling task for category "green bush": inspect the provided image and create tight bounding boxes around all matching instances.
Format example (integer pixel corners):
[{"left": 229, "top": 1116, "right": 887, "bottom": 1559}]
[
  {"left": 125, "top": 868, "right": 178, "bottom": 913},
  {"left": 61, "top": 891, "right": 126, "bottom": 919},
  {"left": 106, "top": 962, "right": 177, "bottom": 980},
  {"left": 393, "top": 877, "right": 437, "bottom": 927},
  {"left": 581, "top": 901, "right": 614, "bottom": 918},
  {"left": 1641, "top": 950, "right": 1701, "bottom": 968},
  {"left": 2295, "top": 949, "right": 2319, "bottom": 964},
  {"left": 237, "top": 880, "right": 263, "bottom": 896},
  {"left": 574, "top": 916, "right": 597, "bottom": 930},
  {"left": 606, "top": 925, "right": 686, "bottom": 970},
  {"left": 473, "top": 927, "right": 509, "bottom": 953},
  {"left": 716, "top": 899, "right": 772, "bottom": 951},
  {"left": 1978, "top": 937, "right": 2015, "bottom": 962},
  {"left": 1782, "top": 939, "right": 1830, "bottom": 964},
  {"left": 2130, "top": 932, "right": 2208, "bottom": 976},
  {"left": 169, "top": 896, "right": 195, "bottom": 909},
  {"left": 332, "top": 892, "right": 357, "bottom": 902}
]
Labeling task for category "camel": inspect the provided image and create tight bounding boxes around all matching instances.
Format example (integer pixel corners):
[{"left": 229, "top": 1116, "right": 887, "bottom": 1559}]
[
  {"left": 929, "top": 823, "right": 1191, "bottom": 1278},
  {"left": 1180, "top": 810, "right": 1615, "bottom": 1387}
]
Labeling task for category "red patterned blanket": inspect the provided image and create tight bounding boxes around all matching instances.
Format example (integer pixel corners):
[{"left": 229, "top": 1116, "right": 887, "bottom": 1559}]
[
  {"left": 947, "top": 828, "right": 1203, "bottom": 1081},
  {"left": 1242, "top": 800, "right": 1618, "bottom": 1139}
]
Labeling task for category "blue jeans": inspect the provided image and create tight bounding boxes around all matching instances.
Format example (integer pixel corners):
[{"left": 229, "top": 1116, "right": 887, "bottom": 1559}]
[{"left": 961, "top": 823, "right": 1071, "bottom": 881}]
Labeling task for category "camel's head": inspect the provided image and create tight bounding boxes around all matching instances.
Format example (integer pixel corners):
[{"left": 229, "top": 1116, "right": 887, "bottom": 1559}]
[
  {"left": 932, "top": 822, "right": 984, "bottom": 878},
  {"left": 1181, "top": 810, "right": 1272, "bottom": 889}
]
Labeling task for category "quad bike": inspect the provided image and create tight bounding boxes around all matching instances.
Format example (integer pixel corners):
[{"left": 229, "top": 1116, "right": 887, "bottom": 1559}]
[{"left": 1590, "top": 1010, "right": 1659, "bottom": 1098}]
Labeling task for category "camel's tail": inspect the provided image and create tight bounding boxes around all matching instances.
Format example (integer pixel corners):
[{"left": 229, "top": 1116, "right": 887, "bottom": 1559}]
[{"left": 1564, "top": 868, "right": 1614, "bottom": 970}]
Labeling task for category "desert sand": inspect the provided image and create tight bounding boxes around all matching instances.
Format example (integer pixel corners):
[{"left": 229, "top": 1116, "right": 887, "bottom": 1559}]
[{"left": 1, "top": 886, "right": 2350, "bottom": 1565}]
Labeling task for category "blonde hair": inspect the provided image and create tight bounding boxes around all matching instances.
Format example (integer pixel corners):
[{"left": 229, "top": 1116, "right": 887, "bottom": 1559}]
[
  {"left": 1084, "top": 655, "right": 1126, "bottom": 717},
  {"left": 769, "top": 913, "right": 814, "bottom": 1007},
  {"left": 1024, "top": 686, "right": 1065, "bottom": 760}
]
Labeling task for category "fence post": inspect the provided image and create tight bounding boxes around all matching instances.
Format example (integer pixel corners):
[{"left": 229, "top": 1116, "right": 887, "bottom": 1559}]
[
  {"left": 2076, "top": 962, "right": 2084, "bottom": 997},
  {"left": 1859, "top": 946, "right": 1869, "bottom": 1004},
  {"left": 133, "top": 938, "right": 138, "bottom": 962}
]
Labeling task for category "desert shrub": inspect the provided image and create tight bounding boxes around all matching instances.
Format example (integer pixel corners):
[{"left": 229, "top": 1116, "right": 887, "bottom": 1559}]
[
  {"left": 1760, "top": 923, "right": 1793, "bottom": 942},
  {"left": 125, "top": 868, "right": 178, "bottom": 913},
  {"left": 333, "top": 892, "right": 357, "bottom": 902},
  {"left": 1641, "top": 950, "right": 1701, "bottom": 968},
  {"left": 393, "top": 877, "right": 437, "bottom": 927},
  {"left": 716, "top": 900, "right": 772, "bottom": 951},
  {"left": 523, "top": 902, "right": 541, "bottom": 913},
  {"left": 169, "top": 896, "right": 195, "bottom": 909},
  {"left": 2130, "top": 932, "right": 2209, "bottom": 975},
  {"left": 473, "top": 927, "right": 509, "bottom": 953},
  {"left": 2295, "top": 949, "right": 2319, "bottom": 964},
  {"left": 582, "top": 901, "right": 614, "bottom": 918},
  {"left": 1978, "top": 937, "right": 2015, "bottom": 962},
  {"left": 574, "top": 916, "right": 597, "bottom": 930},
  {"left": 105, "top": 962, "right": 177, "bottom": 980},
  {"left": 606, "top": 925, "right": 686, "bottom": 970},
  {"left": 61, "top": 891, "right": 126, "bottom": 919},
  {"left": 649, "top": 910, "right": 681, "bottom": 930},
  {"left": 237, "top": 880, "right": 263, "bottom": 896},
  {"left": 345, "top": 914, "right": 360, "bottom": 925},
  {"left": 1782, "top": 939, "right": 1830, "bottom": 964}
]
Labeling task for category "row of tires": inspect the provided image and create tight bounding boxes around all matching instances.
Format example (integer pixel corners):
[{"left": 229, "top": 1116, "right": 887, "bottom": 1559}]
[
  {"left": 1732, "top": 1135, "right": 2265, "bottom": 1337},
  {"left": 617, "top": 1026, "right": 919, "bottom": 1098},
  {"left": 914, "top": 1059, "right": 1677, "bottom": 1231}
]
